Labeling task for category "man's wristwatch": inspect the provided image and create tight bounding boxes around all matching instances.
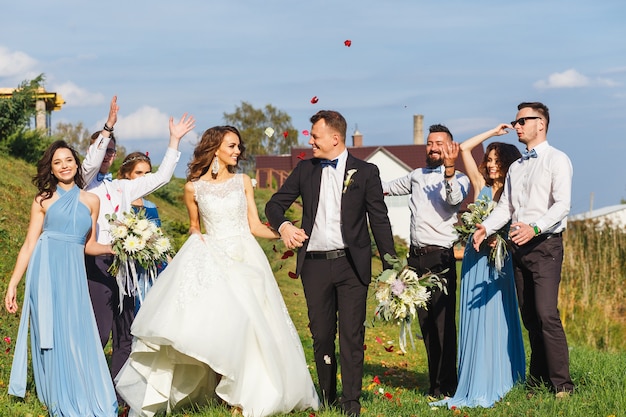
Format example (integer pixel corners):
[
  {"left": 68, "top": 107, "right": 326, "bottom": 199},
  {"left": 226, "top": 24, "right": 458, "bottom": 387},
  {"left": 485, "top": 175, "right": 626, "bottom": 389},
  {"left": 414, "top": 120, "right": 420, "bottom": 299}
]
[{"left": 529, "top": 223, "right": 540, "bottom": 236}]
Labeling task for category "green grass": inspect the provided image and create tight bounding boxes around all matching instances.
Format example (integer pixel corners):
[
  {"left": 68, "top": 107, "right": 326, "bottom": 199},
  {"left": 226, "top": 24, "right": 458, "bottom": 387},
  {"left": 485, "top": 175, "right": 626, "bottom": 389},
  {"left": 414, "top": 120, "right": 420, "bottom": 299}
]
[{"left": 1, "top": 154, "right": 625, "bottom": 417}]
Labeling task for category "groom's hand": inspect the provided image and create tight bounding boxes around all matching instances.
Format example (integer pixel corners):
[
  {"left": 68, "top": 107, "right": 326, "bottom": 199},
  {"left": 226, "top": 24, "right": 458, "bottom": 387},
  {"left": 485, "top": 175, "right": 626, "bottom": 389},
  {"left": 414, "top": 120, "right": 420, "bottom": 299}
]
[{"left": 279, "top": 223, "right": 308, "bottom": 249}]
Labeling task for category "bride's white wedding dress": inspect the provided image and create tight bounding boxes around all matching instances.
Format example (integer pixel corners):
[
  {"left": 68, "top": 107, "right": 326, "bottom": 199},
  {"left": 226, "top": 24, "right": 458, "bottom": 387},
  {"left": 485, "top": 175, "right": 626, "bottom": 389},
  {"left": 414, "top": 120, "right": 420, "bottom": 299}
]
[{"left": 115, "top": 175, "right": 320, "bottom": 417}]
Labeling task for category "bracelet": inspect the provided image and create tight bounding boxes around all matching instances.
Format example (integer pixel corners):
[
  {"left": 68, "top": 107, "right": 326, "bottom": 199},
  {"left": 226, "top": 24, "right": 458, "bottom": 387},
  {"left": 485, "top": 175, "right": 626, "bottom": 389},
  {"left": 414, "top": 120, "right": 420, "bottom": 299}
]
[{"left": 103, "top": 123, "right": 114, "bottom": 132}]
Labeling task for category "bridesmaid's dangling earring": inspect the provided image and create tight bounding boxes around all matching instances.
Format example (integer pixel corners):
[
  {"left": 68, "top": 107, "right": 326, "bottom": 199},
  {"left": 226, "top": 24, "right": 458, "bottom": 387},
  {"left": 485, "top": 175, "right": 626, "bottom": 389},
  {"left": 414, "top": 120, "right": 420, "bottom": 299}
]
[{"left": 211, "top": 157, "right": 219, "bottom": 175}]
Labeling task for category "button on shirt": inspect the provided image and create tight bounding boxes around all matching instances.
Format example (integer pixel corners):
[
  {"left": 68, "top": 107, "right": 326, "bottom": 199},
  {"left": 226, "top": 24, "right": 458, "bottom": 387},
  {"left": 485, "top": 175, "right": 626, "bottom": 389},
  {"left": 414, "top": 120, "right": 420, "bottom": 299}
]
[
  {"left": 85, "top": 147, "right": 181, "bottom": 244},
  {"left": 307, "top": 150, "right": 348, "bottom": 251},
  {"left": 482, "top": 141, "right": 573, "bottom": 236},
  {"left": 383, "top": 167, "right": 470, "bottom": 248}
]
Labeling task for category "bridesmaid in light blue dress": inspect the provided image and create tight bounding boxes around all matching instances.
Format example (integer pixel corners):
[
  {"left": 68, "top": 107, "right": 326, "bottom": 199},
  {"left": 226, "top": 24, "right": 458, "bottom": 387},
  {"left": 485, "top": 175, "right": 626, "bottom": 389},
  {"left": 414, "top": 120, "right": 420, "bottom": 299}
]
[
  {"left": 5, "top": 141, "right": 117, "bottom": 416},
  {"left": 434, "top": 125, "right": 525, "bottom": 408}
]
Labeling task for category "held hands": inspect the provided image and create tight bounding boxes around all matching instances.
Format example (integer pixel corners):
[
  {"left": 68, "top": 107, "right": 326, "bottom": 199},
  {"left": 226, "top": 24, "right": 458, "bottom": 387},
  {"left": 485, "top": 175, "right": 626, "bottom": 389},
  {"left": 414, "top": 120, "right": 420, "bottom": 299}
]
[
  {"left": 508, "top": 222, "right": 535, "bottom": 246},
  {"left": 472, "top": 224, "right": 487, "bottom": 251},
  {"left": 280, "top": 223, "right": 308, "bottom": 250},
  {"left": 169, "top": 113, "right": 196, "bottom": 146}
]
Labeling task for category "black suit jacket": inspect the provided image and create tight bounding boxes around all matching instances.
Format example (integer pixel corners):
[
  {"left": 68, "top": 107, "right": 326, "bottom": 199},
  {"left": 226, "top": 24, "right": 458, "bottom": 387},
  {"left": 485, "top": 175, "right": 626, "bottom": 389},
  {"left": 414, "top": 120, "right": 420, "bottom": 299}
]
[{"left": 265, "top": 153, "right": 396, "bottom": 284}]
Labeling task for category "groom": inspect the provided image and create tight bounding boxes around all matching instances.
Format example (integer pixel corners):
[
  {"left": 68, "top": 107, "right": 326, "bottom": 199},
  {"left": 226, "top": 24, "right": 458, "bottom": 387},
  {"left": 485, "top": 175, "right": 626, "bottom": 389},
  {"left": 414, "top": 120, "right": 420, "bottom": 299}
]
[{"left": 266, "top": 110, "right": 396, "bottom": 417}]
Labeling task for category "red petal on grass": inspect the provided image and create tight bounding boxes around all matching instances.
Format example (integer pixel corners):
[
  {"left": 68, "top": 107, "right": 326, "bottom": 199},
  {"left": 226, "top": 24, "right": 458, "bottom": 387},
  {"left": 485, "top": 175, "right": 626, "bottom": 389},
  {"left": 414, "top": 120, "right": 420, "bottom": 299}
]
[
  {"left": 302, "top": 130, "right": 309, "bottom": 136},
  {"left": 309, "top": 413, "right": 316, "bottom": 417},
  {"left": 5, "top": 348, "right": 9, "bottom": 354},
  {"left": 297, "top": 152, "right": 306, "bottom": 160},
  {"left": 310, "top": 96, "right": 319, "bottom": 104},
  {"left": 272, "top": 244, "right": 278, "bottom": 253},
  {"left": 344, "top": 39, "right": 352, "bottom": 47},
  {"left": 281, "top": 250, "right": 295, "bottom": 259},
  {"left": 3, "top": 337, "right": 11, "bottom": 344},
  {"left": 375, "top": 336, "right": 383, "bottom": 344},
  {"left": 283, "top": 131, "right": 289, "bottom": 138},
  {"left": 373, "top": 375, "right": 381, "bottom": 384},
  {"left": 384, "top": 392, "right": 393, "bottom": 399},
  {"left": 279, "top": 265, "right": 283, "bottom": 269},
  {"left": 384, "top": 345, "right": 394, "bottom": 352},
  {"left": 288, "top": 271, "right": 298, "bottom": 279}
]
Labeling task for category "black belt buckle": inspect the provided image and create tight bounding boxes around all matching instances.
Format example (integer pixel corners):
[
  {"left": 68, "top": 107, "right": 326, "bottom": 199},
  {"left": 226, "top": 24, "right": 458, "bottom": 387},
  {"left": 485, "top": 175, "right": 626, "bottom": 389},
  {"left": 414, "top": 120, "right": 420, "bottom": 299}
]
[{"left": 410, "top": 245, "right": 445, "bottom": 257}]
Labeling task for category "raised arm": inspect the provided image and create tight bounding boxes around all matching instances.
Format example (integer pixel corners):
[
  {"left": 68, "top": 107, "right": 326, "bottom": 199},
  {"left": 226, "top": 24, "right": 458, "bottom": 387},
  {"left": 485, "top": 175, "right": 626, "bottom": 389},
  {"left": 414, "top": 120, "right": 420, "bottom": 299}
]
[
  {"left": 82, "top": 96, "right": 119, "bottom": 185},
  {"left": 459, "top": 124, "right": 510, "bottom": 200}
]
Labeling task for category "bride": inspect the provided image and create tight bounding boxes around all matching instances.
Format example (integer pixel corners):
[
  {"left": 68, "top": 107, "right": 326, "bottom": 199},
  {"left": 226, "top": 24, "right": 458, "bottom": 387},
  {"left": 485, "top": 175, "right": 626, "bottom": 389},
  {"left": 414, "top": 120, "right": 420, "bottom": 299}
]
[{"left": 115, "top": 125, "right": 320, "bottom": 417}]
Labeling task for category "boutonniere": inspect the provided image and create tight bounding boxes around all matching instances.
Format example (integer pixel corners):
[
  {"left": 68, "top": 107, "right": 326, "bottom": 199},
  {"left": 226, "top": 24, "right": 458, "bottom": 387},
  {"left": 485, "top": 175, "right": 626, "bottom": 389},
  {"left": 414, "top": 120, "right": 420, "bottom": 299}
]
[{"left": 343, "top": 169, "right": 357, "bottom": 194}]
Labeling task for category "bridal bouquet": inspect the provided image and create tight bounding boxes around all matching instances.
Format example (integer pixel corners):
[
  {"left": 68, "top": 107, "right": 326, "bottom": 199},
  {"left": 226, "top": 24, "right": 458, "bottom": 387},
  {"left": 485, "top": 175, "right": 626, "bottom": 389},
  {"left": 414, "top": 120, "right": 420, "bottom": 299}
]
[
  {"left": 106, "top": 209, "right": 173, "bottom": 310},
  {"left": 374, "top": 254, "right": 446, "bottom": 353},
  {"left": 455, "top": 195, "right": 508, "bottom": 273}
]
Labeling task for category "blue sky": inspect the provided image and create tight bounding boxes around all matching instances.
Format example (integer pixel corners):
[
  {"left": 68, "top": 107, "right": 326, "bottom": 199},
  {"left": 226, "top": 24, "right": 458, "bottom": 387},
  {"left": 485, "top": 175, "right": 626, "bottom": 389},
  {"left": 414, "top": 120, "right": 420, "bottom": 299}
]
[{"left": 1, "top": 0, "right": 625, "bottom": 215}]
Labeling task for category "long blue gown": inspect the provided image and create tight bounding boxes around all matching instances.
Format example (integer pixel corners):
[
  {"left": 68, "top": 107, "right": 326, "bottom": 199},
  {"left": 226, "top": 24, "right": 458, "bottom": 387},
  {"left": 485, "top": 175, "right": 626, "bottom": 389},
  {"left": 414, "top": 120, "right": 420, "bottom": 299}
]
[
  {"left": 9, "top": 185, "right": 117, "bottom": 416},
  {"left": 434, "top": 186, "right": 525, "bottom": 408}
]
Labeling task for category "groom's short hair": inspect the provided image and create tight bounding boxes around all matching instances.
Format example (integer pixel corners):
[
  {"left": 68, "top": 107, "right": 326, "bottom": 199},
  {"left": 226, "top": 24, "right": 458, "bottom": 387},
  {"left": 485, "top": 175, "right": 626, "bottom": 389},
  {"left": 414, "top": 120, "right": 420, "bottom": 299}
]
[{"left": 310, "top": 110, "right": 347, "bottom": 140}]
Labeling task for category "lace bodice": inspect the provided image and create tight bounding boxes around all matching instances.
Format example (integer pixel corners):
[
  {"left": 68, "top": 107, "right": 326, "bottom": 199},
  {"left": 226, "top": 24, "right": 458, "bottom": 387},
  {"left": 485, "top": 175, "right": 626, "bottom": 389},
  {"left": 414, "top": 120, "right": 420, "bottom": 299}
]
[{"left": 193, "top": 175, "right": 251, "bottom": 239}]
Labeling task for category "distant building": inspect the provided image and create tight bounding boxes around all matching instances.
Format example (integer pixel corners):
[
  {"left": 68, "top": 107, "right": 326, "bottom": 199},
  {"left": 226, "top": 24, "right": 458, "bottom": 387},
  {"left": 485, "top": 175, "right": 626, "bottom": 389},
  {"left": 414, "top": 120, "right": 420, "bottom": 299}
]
[
  {"left": 255, "top": 115, "right": 485, "bottom": 245},
  {"left": 569, "top": 204, "right": 626, "bottom": 229}
]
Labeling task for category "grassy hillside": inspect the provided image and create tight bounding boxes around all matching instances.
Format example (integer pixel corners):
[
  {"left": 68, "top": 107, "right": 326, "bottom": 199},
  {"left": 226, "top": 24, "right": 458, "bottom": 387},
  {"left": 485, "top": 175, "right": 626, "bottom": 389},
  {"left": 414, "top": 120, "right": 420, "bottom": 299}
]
[{"left": 1, "top": 154, "right": 625, "bottom": 417}]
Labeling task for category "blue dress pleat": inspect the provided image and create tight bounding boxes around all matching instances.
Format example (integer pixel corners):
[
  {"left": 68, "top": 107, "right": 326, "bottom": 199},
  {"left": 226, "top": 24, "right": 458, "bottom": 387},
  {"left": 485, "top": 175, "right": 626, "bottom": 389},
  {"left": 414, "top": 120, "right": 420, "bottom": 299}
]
[{"left": 9, "top": 185, "right": 117, "bottom": 416}]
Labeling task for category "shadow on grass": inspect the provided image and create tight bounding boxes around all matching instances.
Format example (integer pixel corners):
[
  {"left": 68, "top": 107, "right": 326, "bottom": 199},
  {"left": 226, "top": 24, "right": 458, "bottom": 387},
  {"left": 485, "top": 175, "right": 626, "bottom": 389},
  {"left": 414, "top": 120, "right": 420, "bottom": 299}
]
[{"left": 363, "top": 362, "right": 430, "bottom": 393}]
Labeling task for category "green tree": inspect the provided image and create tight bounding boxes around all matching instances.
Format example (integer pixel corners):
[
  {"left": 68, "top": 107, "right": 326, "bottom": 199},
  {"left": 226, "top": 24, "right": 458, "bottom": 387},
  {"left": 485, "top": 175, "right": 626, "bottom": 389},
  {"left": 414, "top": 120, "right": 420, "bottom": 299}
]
[
  {"left": 53, "top": 121, "right": 92, "bottom": 155},
  {"left": 0, "top": 74, "right": 52, "bottom": 162},
  {"left": 223, "top": 102, "right": 298, "bottom": 171}
]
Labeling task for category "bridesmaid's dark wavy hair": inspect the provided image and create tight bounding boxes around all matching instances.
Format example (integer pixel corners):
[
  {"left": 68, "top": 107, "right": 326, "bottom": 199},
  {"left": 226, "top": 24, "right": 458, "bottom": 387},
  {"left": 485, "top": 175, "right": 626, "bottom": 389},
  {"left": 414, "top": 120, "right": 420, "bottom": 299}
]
[
  {"left": 478, "top": 142, "right": 522, "bottom": 186},
  {"left": 186, "top": 125, "right": 246, "bottom": 181},
  {"left": 33, "top": 140, "right": 85, "bottom": 203}
]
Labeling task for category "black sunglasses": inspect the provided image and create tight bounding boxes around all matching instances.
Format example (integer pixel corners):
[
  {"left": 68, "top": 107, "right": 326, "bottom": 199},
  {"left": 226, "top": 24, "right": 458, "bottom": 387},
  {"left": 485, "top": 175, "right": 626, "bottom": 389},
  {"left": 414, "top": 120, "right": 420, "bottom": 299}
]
[{"left": 511, "top": 116, "right": 541, "bottom": 127}]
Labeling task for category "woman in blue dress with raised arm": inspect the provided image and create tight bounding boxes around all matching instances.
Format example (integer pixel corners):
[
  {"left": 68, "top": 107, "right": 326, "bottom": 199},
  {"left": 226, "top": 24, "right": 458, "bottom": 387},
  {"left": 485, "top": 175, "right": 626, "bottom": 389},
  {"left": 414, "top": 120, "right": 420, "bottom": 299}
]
[
  {"left": 5, "top": 141, "right": 117, "bottom": 416},
  {"left": 434, "top": 124, "right": 525, "bottom": 408},
  {"left": 117, "top": 152, "right": 168, "bottom": 312}
]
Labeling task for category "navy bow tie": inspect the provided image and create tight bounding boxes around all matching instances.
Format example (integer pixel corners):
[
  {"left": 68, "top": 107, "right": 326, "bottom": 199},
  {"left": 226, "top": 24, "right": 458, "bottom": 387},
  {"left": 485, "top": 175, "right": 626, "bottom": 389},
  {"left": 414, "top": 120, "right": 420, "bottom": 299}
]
[
  {"left": 320, "top": 159, "right": 338, "bottom": 169},
  {"left": 424, "top": 165, "right": 443, "bottom": 174},
  {"left": 521, "top": 148, "right": 538, "bottom": 161},
  {"left": 97, "top": 172, "right": 113, "bottom": 182}
]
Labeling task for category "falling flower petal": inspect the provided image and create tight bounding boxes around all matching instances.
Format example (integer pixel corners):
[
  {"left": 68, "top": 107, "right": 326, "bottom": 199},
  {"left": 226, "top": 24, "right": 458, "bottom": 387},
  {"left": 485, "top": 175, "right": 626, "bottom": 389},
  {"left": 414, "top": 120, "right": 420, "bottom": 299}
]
[
  {"left": 282, "top": 131, "right": 289, "bottom": 138},
  {"left": 264, "top": 127, "right": 275, "bottom": 138},
  {"left": 310, "top": 96, "right": 319, "bottom": 104},
  {"left": 375, "top": 336, "right": 383, "bottom": 344},
  {"left": 344, "top": 39, "right": 352, "bottom": 47},
  {"left": 297, "top": 152, "right": 306, "bottom": 160},
  {"left": 302, "top": 129, "right": 309, "bottom": 136},
  {"left": 114, "top": 205, "right": 119, "bottom": 213},
  {"left": 288, "top": 271, "right": 298, "bottom": 279},
  {"left": 106, "top": 193, "right": 111, "bottom": 201}
]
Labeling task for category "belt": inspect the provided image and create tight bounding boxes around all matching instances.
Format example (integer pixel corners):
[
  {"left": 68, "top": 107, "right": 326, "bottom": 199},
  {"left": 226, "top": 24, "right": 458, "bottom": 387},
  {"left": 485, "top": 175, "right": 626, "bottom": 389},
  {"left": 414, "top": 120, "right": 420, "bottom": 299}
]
[
  {"left": 409, "top": 245, "right": 449, "bottom": 257},
  {"left": 305, "top": 249, "right": 347, "bottom": 260},
  {"left": 534, "top": 232, "right": 563, "bottom": 243}
]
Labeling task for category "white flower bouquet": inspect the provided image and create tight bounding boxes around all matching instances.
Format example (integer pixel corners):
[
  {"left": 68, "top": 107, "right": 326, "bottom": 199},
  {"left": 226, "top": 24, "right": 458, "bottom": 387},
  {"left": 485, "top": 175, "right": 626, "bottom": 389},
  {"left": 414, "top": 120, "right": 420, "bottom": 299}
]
[
  {"left": 106, "top": 209, "right": 173, "bottom": 310},
  {"left": 374, "top": 254, "right": 446, "bottom": 353},
  {"left": 455, "top": 195, "right": 508, "bottom": 273}
]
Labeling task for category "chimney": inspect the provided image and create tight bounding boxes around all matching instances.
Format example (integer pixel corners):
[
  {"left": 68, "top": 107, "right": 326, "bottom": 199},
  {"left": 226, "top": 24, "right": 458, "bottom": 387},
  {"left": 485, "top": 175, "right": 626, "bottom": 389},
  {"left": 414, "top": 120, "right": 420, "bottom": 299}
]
[
  {"left": 413, "top": 114, "right": 424, "bottom": 145},
  {"left": 352, "top": 128, "right": 363, "bottom": 147}
]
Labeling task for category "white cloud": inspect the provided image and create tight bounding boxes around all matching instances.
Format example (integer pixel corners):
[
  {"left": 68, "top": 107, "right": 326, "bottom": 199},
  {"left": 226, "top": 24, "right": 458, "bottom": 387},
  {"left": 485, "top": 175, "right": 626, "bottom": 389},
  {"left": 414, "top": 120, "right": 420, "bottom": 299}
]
[
  {"left": 534, "top": 68, "right": 621, "bottom": 89},
  {"left": 0, "top": 46, "right": 38, "bottom": 78},
  {"left": 53, "top": 81, "right": 106, "bottom": 107}
]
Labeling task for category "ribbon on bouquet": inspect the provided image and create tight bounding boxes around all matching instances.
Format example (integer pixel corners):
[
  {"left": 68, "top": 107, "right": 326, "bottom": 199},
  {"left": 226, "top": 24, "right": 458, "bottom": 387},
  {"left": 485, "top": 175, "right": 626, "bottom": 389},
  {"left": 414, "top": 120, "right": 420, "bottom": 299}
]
[
  {"left": 398, "top": 318, "right": 417, "bottom": 354},
  {"left": 115, "top": 260, "right": 157, "bottom": 312}
]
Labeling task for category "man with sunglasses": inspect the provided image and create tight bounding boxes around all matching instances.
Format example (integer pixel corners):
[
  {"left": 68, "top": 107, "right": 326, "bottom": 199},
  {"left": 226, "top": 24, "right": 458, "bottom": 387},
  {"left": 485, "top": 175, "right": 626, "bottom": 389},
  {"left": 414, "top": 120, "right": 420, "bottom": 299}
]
[
  {"left": 473, "top": 102, "right": 574, "bottom": 398},
  {"left": 82, "top": 97, "right": 195, "bottom": 412}
]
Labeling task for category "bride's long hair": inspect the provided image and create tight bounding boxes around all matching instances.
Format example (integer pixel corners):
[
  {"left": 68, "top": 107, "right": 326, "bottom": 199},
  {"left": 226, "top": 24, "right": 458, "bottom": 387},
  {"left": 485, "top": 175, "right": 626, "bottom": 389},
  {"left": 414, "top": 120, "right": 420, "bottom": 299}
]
[{"left": 186, "top": 126, "right": 247, "bottom": 182}]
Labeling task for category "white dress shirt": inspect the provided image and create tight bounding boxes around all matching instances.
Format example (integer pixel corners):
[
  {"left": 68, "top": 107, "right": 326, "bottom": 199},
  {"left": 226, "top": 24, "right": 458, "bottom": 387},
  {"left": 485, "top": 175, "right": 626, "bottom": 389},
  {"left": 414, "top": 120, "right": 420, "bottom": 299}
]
[
  {"left": 85, "top": 147, "right": 181, "bottom": 244},
  {"left": 82, "top": 134, "right": 110, "bottom": 186},
  {"left": 383, "top": 167, "right": 469, "bottom": 248},
  {"left": 307, "top": 150, "right": 348, "bottom": 251},
  {"left": 482, "top": 141, "right": 573, "bottom": 236}
]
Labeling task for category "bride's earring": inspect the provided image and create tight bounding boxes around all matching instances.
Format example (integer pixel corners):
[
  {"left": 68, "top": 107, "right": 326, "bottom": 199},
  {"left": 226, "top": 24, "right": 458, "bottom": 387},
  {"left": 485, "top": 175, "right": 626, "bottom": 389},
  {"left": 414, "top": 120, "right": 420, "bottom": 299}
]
[{"left": 211, "top": 157, "right": 219, "bottom": 175}]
